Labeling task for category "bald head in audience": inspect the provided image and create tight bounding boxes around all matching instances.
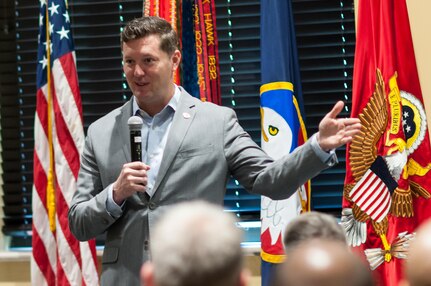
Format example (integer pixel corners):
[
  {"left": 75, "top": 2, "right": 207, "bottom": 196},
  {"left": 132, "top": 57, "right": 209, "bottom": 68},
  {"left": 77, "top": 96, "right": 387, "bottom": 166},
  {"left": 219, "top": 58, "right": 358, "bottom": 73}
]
[
  {"left": 272, "top": 239, "right": 374, "bottom": 286},
  {"left": 140, "top": 200, "right": 249, "bottom": 286},
  {"left": 283, "top": 211, "right": 347, "bottom": 250},
  {"left": 401, "top": 219, "right": 431, "bottom": 286}
]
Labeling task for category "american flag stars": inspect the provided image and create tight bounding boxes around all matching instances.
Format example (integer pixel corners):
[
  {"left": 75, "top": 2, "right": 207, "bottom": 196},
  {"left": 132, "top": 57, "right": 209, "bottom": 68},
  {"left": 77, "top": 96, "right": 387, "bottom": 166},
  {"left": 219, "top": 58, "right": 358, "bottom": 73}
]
[{"left": 37, "top": 0, "right": 73, "bottom": 74}]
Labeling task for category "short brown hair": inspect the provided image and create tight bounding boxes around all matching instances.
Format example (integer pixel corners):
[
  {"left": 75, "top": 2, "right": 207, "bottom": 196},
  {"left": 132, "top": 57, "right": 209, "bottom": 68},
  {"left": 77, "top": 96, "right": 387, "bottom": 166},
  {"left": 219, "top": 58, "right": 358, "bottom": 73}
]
[
  {"left": 283, "top": 211, "right": 346, "bottom": 250},
  {"left": 120, "top": 16, "right": 179, "bottom": 55}
]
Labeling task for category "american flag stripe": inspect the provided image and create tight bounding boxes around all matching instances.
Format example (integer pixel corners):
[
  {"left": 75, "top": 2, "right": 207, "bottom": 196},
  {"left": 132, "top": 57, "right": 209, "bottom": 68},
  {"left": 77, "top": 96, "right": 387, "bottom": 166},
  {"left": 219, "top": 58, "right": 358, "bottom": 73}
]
[
  {"left": 52, "top": 67, "right": 81, "bottom": 177},
  {"left": 31, "top": 189, "right": 56, "bottom": 284},
  {"left": 356, "top": 178, "right": 385, "bottom": 209},
  {"left": 81, "top": 239, "right": 99, "bottom": 286},
  {"left": 31, "top": 229, "right": 54, "bottom": 286},
  {"left": 55, "top": 254, "right": 69, "bottom": 285},
  {"left": 362, "top": 183, "right": 386, "bottom": 212},
  {"left": 371, "top": 191, "right": 391, "bottom": 222},
  {"left": 31, "top": 251, "right": 50, "bottom": 286},
  {"left": 32, "top": 1, "right": 99, "bottom": 285},
  {"left": 351, "top": 172, "right": 380, "bottom": 203},
  {"left": 49, "top": 73, "right": 89, "bottom": 285},
  {"left": 33, "top": 106, "right": 64, "bottom": 284},
  {"left": 57, "top": 53, "right": 82, "bottom": 113},
  {"left": 351, "top": 168, "right": 392, "bottom": 223},
  {"left": 55, "top": 180, "right": 80, "bottom": 256},
  {"left": 36, "top": 88, "right": 50, "bottom": 137},
  {"left": 55, "top": 55, "right": 84, "bottom": 152},
  {"left": 366, "top": 186, "right": 388, "bottom": 219},
  {"left": 53, "top": 54, "right": 83, "bottom": 129},
  {"left": 56, "top": 215, "right": 79, "bottom": 285}
]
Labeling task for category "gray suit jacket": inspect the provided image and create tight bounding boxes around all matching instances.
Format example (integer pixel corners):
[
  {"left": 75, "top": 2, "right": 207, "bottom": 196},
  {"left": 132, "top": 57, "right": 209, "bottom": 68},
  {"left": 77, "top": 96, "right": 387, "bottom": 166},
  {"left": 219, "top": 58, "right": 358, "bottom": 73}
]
[{"left": 68, "top": 88, "right": 330, "bottom": 285}]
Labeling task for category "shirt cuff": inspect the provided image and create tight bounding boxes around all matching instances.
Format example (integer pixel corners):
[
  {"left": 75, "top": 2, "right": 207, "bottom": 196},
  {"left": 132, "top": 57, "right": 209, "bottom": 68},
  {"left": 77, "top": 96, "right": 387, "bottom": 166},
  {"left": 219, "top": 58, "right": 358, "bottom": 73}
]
[
  {"left": 106, "top": 184, "right": 124, "bottom": 218},
  {"left": 310, "top": 133, "right": 338, "bottom": 167}
]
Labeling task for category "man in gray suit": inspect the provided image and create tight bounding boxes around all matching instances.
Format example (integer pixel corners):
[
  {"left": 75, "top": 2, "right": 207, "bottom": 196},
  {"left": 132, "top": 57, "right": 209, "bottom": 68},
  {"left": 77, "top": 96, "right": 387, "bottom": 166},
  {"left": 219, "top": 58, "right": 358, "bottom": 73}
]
[{"left": 68, "top": 16, "right": 361, "bottom": 285}]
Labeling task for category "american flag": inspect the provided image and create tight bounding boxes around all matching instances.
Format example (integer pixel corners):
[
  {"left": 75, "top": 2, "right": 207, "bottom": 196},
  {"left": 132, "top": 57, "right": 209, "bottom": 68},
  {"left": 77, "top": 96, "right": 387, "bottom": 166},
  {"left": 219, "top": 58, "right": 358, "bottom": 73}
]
[
  {"left": 32, "top": 0, "right": 99, "bottom": 285},
  {"left": 350, "top": 156, "right": 398, "bottom": 223}
]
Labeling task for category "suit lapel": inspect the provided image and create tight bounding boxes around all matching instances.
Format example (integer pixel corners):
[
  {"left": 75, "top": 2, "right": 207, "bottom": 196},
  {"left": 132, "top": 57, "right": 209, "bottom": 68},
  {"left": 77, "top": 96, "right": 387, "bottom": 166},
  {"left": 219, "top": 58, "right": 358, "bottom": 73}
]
[{"left": 152, "top": 90, "right": 197, "bottom": 194}]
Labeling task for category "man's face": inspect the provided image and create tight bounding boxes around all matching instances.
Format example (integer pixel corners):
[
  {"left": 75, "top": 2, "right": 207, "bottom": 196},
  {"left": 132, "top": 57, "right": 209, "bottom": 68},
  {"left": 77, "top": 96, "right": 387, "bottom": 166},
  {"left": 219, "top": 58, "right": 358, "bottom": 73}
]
[{"left": 122, "top": 35, "right": 180, "bottom": 109}]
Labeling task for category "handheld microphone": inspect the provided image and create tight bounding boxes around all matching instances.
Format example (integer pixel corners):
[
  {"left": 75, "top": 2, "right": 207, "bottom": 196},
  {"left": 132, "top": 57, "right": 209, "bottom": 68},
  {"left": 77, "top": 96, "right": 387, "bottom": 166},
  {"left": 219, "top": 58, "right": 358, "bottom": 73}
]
[{"left": 128, "top": 116, "right": 144, "bottom": 162}]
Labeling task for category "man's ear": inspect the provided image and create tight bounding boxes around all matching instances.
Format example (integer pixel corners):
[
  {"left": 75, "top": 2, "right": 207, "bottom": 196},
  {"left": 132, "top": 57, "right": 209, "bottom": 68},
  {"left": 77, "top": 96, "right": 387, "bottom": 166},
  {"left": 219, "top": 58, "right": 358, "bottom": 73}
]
[
  {"left": 171, "top": 50, "right": 182, "bottom": 71},
  {"left": 140, "top": 261, "right": 156, "bottom": 286}
]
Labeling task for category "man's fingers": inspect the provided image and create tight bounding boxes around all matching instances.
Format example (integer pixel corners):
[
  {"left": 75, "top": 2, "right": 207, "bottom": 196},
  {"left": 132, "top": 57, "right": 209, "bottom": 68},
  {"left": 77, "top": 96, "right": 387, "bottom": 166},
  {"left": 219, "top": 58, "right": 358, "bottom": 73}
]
[
  {"left": 325, "top": 101, "right": 345, "bottom": 119},
  {"left": 344, "top": 118, "right": 361, "bottom": 125},
  {"left": 344, "top": 122, "right": 362, "bottom": 132},
  {"left": 344, "top": 129, "right": 360, "bottom": 138},
  {"left": 125, "top": 161, "right": 151, "bottom": 170}
]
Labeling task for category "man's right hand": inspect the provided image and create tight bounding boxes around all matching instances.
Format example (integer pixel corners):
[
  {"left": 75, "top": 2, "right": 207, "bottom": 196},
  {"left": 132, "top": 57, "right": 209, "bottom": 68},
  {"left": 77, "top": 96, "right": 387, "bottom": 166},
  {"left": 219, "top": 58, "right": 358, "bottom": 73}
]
[
  {"left": 317, "top": 101, "right": 362, "bottom": 151},
  {"left": 112, "top": 162, "right": 150, "bottom": 205}
]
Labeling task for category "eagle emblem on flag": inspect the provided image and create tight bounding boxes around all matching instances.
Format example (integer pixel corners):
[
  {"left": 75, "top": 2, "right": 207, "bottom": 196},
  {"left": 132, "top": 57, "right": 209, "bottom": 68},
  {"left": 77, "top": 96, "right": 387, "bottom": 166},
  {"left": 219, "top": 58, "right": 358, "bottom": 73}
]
[
  {"left": 341, "top": 69, "right": 431, "bottom": 269},
  {"left": 260, "top": 82, "right": 309, "bottom": 264}
]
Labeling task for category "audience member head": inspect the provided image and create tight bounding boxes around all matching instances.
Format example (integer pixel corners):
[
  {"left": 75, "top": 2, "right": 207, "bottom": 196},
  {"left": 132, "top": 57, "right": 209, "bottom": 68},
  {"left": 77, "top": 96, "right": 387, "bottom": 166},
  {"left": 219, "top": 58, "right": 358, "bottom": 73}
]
[
  {"left": 283, "top": 211, "right": 347, "bottom": 251},
  {"left": 120, "top": 16, "right": 179, "bottom": 56},
  {"left": 272, "top": 239, "right": 374, "bottom": 286},
  {"left": 140, "top": 200, "right": 249, "bottom": 286},
  {"left": 401, "top": 219, "right": 431, "bottom": 286}
]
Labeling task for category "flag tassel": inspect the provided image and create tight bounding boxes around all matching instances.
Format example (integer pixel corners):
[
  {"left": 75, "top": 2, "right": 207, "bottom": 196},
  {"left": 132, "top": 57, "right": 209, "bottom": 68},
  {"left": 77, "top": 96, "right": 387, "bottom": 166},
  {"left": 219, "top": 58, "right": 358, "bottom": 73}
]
[{"left": 380, "top": 234, "right": 392, "bottom": 262}]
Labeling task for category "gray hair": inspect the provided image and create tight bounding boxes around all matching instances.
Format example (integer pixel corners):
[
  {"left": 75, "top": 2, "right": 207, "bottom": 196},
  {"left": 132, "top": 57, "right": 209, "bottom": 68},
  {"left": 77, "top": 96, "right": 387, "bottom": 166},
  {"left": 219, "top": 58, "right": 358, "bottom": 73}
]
[
  {"left": 120, "top": 16, "right": 179, "bottom": 55},
  {"left": 150, "top": 201, "right": 244, "bottom": 286},
  {"left": 283, "top": 211, "right": 346, "bottom": 251}
]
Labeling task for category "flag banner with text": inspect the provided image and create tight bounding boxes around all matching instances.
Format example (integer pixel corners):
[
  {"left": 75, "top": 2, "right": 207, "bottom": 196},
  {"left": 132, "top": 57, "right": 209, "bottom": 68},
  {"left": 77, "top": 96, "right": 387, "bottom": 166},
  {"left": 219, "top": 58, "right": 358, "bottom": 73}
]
[
  {"left": 144, "top": 0, "right": 181, "bottom": 85},
  {"left": 144, "top": 0, "right": 221, "bottom": 104}
]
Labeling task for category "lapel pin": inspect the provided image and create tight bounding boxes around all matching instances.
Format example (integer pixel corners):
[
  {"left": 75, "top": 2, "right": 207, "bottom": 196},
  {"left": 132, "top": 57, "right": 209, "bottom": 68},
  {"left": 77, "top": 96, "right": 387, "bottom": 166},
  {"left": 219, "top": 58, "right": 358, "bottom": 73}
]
[{"left": 182, "top": 112, "right": 191, "bottom": 119}]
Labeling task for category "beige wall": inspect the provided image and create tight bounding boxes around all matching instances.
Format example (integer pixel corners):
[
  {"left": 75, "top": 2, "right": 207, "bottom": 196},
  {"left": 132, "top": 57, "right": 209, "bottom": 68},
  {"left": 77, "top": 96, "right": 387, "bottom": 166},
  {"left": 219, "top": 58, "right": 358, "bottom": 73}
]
[
  {"left": 0, "top": 254, "right": 262, "bottom": 286},
  {"left": 407, "top": 0, "right": 431, "bottom": 134}
]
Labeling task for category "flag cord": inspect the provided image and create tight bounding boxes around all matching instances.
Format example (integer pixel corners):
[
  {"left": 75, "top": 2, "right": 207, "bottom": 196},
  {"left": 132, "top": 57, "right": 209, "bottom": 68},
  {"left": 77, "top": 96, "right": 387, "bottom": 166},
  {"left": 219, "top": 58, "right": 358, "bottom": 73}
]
[
  {"left": 45, "top": 4, "right": 56, "bottom": 233},
  {"left": 380, "top": 234, "right": 392, "bottom": 262}
]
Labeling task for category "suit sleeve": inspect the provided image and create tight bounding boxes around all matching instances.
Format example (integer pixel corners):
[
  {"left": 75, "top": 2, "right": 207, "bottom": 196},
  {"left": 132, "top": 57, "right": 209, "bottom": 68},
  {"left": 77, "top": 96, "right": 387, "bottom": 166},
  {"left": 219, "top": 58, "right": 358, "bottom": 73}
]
[
  {"left": 68, "top": 124, "right": 118, "bottom": 241},
  {"left": 223, "top": 108, "right": 331, "bottom": 200}
]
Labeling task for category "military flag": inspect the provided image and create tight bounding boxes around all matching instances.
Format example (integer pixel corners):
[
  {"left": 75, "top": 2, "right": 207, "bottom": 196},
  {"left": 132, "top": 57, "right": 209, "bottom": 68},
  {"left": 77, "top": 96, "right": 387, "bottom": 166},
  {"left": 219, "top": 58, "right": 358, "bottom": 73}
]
[
  {"left": 259, "top": 1, "right": 309, "bottom": 286},
  {"left": 341, "top": 0, "right": 431, "bottom": 285}
]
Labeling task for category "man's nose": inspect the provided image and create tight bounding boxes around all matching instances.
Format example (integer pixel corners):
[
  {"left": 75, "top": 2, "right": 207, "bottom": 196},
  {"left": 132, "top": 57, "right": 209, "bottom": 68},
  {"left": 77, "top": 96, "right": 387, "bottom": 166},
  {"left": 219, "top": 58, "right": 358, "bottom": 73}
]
[{"left": 134, "top": 64, "right": 145, "bottom": 76}]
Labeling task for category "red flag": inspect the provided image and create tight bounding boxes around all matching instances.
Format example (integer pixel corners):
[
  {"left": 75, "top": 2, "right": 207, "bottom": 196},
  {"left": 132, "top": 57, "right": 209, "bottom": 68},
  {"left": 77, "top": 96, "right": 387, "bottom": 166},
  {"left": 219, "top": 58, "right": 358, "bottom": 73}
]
[
  {"left": 342, "top": 0, "right": 431, "bottom": 285},
  {"left": 192, "top": 0, "right": 221, "bottom": 104},
  {"left": 144, "top": 0, "right": 221, "bottom": 105},
  {"left": 143, "top": 0, "right": 182, "bottom": 85},
  {"left": 32, "top": 1, "right": 99, "bottom": 285}
]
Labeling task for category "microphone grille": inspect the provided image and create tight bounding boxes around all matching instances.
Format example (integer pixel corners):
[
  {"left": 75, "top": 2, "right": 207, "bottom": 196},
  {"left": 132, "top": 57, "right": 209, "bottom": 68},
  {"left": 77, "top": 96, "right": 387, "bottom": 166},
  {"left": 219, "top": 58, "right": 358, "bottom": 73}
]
[{"left": 128, "top": 115, "right": 143, "bottom": 131}]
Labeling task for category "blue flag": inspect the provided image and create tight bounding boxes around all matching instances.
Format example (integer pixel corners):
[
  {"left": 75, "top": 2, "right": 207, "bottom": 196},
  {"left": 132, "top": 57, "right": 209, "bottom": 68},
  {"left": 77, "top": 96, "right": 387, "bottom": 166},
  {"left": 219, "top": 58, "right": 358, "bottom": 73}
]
[{"left": 259, "top": 2, "right": 309, "bottom": 286}]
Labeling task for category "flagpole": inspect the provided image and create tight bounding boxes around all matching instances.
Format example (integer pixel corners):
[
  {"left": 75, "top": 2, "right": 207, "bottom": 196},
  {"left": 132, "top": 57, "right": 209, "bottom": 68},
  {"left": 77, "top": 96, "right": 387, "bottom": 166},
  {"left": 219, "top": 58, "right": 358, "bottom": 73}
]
[{"left": 45, "top": 2, "right": 56, "bottom": 233}]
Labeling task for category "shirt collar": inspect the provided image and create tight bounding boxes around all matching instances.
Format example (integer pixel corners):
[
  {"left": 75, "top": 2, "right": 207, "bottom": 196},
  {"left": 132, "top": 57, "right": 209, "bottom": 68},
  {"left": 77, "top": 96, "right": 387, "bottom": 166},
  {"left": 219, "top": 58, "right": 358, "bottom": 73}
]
[{"left": 132, "top": 84, "right": 181, "bottom": 119}]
